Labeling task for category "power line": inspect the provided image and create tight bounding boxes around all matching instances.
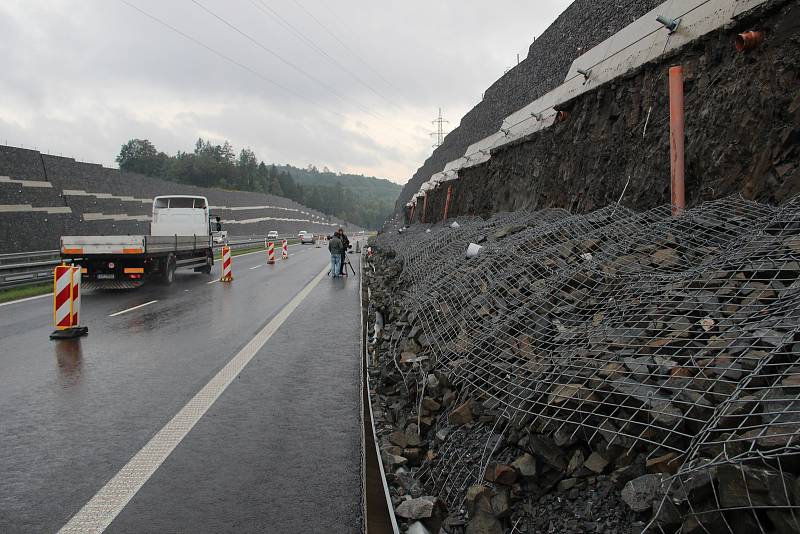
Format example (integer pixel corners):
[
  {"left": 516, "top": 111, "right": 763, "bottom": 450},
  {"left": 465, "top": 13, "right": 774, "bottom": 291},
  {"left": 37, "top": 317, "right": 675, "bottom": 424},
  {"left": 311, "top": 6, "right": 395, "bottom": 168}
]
[
  {"left": 430, "top": 108, "right": 449, "bottom": 148},
  {"left": 117, "top": 0, "right": 342, "bottom": 120},
  {"left": 190, "top": 0, "right": 392, "bottom": 125},
  {"left": 118, "top": 0, "right": 419, "bottom": 166},
  {"left": 249, "top": 0, "right": 397, "bottom": 110},
  {"left": 292, "top": 0, "right": 397, "bottom": 93}
]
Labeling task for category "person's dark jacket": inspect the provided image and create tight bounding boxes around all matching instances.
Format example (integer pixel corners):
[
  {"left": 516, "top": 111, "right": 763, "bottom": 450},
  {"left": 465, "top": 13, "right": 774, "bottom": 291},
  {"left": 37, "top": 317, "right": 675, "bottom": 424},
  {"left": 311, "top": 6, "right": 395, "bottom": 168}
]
[
  {"left": 328, "top": 235, "right": 343, "bottom": 254},
  {"left": 340, "top": 233, "right": 350, "bottom": 252}
]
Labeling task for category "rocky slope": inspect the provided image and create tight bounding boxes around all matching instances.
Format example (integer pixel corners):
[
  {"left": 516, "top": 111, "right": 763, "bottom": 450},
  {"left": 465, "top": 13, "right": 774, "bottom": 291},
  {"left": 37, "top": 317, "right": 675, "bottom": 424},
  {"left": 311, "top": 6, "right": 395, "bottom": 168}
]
[
  {"left": 395, "top": 0, "right": 665, "bottom": 211},
  {"left": 365, "top": 195, "right": 800, "bottom": 533},
  {"left": 404, "top": 0, "right": 799, "bottom": 222}
]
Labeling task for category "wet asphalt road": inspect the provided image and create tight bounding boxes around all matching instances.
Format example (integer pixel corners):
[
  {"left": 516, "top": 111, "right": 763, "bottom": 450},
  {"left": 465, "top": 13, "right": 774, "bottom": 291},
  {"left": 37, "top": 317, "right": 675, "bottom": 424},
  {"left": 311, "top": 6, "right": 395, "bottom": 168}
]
[{"left": 0, "top": 243, "right": 363, "bottom": 533}]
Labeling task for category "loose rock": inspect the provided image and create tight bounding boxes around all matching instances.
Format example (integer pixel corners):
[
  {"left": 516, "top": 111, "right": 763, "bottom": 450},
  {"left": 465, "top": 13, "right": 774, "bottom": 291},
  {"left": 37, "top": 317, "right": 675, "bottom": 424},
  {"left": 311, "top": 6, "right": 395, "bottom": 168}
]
[
  {"left": 448, "top": 399, "right": 473, "bottom": 426},
  {"left": 621, "top": 474, "right": 665, "bottom": 512},
  {"left": 395, "top": 496, "right": 440, "bottom": 520}
]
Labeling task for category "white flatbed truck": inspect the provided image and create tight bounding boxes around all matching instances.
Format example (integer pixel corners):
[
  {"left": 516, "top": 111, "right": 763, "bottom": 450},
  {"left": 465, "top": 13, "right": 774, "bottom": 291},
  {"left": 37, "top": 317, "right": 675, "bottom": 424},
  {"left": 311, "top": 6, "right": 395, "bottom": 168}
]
[{"left": 60, "top": 195, "right": 219, "bottom": 288}]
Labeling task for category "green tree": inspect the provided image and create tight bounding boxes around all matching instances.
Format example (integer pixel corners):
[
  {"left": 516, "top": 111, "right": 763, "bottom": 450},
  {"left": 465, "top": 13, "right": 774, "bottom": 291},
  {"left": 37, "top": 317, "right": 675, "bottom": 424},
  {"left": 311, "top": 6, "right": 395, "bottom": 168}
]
[
  {"left": 277, "top": 170, "right": 300, "bottom": 200},
  {"left": 237, "top": 148, "right": 258, "bottom": 190},
  {"left": 254, "top": 162, "right": 269, "bottom": 193},
  {"left": 116, "top": 139, "right": 168, "bottom": 176},
  {"left": 268, "top": 173, "right": 284, "bottom": 196},
  {"left": 115, "top": 136, "right": 400, "bottom": 228}
]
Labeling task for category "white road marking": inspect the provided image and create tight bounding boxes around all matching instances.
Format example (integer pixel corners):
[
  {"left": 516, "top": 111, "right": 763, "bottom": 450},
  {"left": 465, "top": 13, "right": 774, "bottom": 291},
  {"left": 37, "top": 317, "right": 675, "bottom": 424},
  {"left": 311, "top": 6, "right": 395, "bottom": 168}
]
[
  {"left": 211, "top": 243, "right": 317, "bottom": 276},
  {"left": 218, "top": 242, "right": 301, "bottom": 261},
  {"left": 0, "top": 292, "right": 51, "bottom": 307},
  {"left": 58, "top": 264, "right": 330, "bottom": 534},
  {"left": 108, "top": 300, "right": 158, "bottom": 317},
  {"left": 204, "top": 242, "right": 321, "bottom": 281},
  {"left": 224, "top": 248, "right": 265, "bottom": 259}
]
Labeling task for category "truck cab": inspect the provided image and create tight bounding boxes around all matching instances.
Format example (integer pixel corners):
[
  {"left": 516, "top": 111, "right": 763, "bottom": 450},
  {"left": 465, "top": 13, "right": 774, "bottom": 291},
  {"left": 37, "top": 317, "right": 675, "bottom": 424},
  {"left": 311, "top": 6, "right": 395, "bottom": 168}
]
[{"left": 151, "top": 195, "right": 210, "bottom": 236}]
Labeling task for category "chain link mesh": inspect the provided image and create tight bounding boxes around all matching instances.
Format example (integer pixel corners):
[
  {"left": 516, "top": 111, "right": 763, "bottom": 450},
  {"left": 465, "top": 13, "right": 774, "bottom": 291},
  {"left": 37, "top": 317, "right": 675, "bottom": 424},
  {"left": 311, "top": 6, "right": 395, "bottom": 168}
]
[{"left": 374, "top": 195, "right": 800, "bottom": 531}]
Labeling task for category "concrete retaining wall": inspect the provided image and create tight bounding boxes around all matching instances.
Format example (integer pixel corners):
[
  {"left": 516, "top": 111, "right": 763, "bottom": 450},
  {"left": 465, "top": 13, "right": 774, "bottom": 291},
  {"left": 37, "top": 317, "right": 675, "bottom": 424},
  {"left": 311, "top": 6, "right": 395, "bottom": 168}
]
[{"left": 0, "top": 145, "right": 348, "bottom": 253}]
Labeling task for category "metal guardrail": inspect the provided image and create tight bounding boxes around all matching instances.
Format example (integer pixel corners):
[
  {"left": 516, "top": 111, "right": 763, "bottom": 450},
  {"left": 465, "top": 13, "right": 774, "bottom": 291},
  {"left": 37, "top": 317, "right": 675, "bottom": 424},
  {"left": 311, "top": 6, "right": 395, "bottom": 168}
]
[
  {"left": 0, "top": 236, "right": 305, "bottom": 290},
  {"left": 0, "top": 250, "right": 62, "bottom": 289}
]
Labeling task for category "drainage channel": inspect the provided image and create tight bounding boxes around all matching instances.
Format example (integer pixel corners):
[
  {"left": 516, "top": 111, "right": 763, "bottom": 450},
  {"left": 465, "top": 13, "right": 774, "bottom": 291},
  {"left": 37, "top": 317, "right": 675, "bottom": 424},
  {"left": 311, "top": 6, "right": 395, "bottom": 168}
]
[{"left": 360, "top": 252, "right": 399, "bottom": 534}]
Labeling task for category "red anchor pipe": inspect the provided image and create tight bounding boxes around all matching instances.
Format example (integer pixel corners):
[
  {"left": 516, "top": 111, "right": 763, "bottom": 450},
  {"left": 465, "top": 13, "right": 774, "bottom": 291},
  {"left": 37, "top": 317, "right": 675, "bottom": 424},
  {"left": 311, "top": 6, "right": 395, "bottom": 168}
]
[
  {"left": 669, "top": 65, "right": 685, "bottom": 216},
  {"left": 735, "top": 31, "right": 764, "bottom": 52}
]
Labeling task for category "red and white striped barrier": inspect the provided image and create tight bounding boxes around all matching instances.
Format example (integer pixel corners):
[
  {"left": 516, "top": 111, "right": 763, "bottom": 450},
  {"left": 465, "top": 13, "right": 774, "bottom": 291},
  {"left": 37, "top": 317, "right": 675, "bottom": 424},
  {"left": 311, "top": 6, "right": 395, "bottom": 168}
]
[
  {"left": 281, "top": 239, "right": 289, "bottom": 260},
  {"left": 50, "top": 264, "right": 88, "bottom": 339},
  {"left": 267, "top": 241, "right": 276, "bottom": 264},
  {"left": 220, "top": 246, "right": 233, "bottom": 282}
]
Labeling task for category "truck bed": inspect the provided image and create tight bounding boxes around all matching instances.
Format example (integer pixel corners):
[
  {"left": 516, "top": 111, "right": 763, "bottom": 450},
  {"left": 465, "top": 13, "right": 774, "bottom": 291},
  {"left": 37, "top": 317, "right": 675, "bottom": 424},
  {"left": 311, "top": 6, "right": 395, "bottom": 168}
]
[{"left": 61, "top": 235, "right": 212, "bottom": 256}]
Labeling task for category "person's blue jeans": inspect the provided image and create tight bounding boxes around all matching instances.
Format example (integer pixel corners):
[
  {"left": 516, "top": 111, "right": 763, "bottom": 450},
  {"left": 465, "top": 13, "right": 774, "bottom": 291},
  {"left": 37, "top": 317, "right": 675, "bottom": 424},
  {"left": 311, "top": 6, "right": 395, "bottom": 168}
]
[{"left": 331, "top": 254, "right": 342, "bottom": 277}]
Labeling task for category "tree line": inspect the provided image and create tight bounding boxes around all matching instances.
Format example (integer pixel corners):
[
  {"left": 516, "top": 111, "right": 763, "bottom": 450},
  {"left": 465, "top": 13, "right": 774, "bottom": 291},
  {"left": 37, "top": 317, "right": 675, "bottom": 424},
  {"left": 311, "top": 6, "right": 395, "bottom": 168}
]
[{"left": 116, "top": 138, "right": 399, "bottom": 229}]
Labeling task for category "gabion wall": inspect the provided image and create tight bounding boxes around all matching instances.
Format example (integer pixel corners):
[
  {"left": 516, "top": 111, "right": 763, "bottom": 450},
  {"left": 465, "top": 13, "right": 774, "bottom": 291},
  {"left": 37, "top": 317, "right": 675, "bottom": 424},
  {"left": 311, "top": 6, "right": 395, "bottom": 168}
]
[{"left": 374, "top": 195, "right": 800, "bottom": 532}]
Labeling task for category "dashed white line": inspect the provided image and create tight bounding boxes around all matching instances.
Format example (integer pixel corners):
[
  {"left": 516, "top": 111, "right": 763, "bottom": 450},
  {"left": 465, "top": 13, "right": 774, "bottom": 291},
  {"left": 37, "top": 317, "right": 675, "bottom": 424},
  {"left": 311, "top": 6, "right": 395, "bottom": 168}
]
[
  {"left": 217, "top": 242, "right": 301, "bottom": 261},
  {"left": 205, "top": 243, "right": 321, "bottom": 280},
  {"left": 58, "top": 264, "right": 330, "bottom": 534},
  {"left": 221, "top": 248, "right": 265, "bottom": 259},
  {"left": 108, "top": 300, "right": 158, "bottom": 317}
]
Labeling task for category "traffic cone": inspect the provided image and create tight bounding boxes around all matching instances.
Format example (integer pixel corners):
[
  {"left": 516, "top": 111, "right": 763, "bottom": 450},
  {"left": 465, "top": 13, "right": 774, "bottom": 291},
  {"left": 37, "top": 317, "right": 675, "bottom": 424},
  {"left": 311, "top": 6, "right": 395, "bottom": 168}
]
[
  {"left": 281, "top": 239, "right": 289, "bottom": 259},
  {"left": 50, "top": 264, "right": 88, "bottom": 339},
  {"left": 220, "top": 246, "right": 234, "bottom": 282},
  {"left": 267, "top": 241, "right": 276, "bottom": 264}
]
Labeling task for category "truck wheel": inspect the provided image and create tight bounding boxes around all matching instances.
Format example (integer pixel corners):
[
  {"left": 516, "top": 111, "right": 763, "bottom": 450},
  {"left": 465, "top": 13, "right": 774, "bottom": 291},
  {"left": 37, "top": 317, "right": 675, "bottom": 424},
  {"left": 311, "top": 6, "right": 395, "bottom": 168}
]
[
  {"left": 200, "top": 253, "right": 213, "bottom": 274},
  {"left": 162, "top": 255, "right": 176, "bottom": 285}
]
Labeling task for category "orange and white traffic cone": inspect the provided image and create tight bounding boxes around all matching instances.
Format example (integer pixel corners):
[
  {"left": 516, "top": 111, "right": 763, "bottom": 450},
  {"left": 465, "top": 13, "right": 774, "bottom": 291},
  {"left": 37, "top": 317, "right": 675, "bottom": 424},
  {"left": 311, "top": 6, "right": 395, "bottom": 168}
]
[
  {"left": 220, "top": 246, "right": 234, "bottom": 282},
  {"left": 281, "top": 239, "right": 289, "bottom": 260},
  {"left": 50, "top": 264, "right": 88, "bottom": 339},
  {"left": 267, "top": 241, "right": 276, "bottom": 264}
]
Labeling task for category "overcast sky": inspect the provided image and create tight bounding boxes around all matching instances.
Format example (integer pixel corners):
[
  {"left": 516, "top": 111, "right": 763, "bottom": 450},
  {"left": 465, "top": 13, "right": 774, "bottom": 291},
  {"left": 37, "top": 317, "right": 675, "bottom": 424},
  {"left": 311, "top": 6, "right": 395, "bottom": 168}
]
[{"left": 0, "top": 0, "right": 571, "bottom": 184}]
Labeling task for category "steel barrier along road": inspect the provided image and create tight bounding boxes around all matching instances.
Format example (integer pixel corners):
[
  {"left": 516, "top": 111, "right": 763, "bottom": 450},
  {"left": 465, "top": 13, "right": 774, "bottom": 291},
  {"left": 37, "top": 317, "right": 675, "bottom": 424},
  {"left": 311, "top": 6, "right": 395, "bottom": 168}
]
[
  {"left": 0, "top": 250, "right": 63, "bottom": 289},
  {"left": 0, "top": 237, "right": 292, "bottom": 290}
]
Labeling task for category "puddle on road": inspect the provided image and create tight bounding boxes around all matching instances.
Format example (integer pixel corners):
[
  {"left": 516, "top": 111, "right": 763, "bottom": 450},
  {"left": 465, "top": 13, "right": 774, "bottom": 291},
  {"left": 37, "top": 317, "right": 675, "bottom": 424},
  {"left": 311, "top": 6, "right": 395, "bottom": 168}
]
[{"left": 54, "top": 339, "right": 83, "bottom": 387}]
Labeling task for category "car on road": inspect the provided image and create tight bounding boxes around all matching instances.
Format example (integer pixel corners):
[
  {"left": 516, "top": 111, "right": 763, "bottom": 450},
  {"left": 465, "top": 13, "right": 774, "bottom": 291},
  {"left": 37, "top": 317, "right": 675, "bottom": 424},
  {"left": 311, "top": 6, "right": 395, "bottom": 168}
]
[
  {"left": 299, "top": 232, "right": 315, "bottom": 245},
  {"left": 212, "top": 230, "right": 228, "bottom": 245},
  {"left": 267, "top": 230, "right": 279, "bottom": 240},
  {"left": 297, "top": 230, "right": 307, "bottom": 239}
]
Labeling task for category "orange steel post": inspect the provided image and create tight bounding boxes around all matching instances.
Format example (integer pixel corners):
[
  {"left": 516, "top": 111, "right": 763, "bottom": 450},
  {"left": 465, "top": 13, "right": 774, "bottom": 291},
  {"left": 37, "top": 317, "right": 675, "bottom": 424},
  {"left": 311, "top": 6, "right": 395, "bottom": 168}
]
[
  {"left": 409, "top": 204, "right": 415, "bottom": 223},
  {"left": 443, "top": 184, "right": 453, "bottom": 221},
  {"left": 421, "top": 193, "right": 428, "bottom": 223},
  {"left": 668, "top": 65, "right": 685, "bottom": 216}
]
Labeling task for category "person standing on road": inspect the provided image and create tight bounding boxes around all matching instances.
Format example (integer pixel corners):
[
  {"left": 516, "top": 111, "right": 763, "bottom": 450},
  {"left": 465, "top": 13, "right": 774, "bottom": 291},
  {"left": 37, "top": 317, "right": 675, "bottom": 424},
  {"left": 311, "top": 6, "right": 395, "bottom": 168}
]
[
  {"left": 328, "top": 231, "right": 343, "bottom": 277},
  {"left": 339, "top": 229, "right": 350, "bottom": 277}
]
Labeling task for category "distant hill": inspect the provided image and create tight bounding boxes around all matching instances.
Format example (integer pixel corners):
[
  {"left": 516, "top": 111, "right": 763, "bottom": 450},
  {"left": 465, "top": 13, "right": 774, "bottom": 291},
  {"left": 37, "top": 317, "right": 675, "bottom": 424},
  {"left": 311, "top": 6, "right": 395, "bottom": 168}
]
[
  {"left": 277, "top": 164, "right": 400, "bottom": 193},
  {"left": 115, "top": 138, "right": 401, "bottom": 229},
  {"left": 273, "top": 164, "right": 401, "bottom": 228}
]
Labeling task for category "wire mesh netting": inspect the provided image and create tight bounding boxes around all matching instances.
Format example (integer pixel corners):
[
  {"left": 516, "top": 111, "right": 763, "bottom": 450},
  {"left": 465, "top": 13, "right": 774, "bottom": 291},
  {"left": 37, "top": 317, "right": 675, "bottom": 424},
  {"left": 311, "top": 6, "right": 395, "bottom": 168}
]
[{"left": 373, "top": 195, "right": 800, "bottom": 532}]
